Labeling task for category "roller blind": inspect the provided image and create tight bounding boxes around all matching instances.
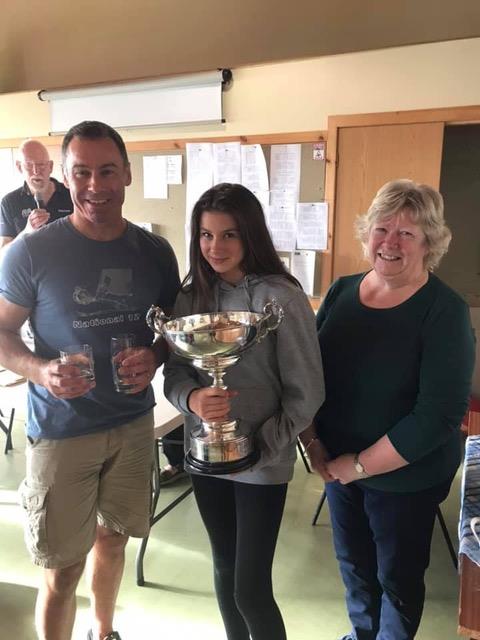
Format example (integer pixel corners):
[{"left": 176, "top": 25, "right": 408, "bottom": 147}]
[{"left": 39, "top": 71, "right": 225, "bottom": 134}]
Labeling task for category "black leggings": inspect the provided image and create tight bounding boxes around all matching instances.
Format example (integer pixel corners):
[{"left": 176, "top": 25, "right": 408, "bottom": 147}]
[{"left": 191, "top": 474, "right": 288, "bottom": 640}]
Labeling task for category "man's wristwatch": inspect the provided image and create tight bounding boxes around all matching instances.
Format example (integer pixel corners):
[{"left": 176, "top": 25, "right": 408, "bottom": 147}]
[{"left": 353, "top": 453, "right": 369, "bottom": 476}]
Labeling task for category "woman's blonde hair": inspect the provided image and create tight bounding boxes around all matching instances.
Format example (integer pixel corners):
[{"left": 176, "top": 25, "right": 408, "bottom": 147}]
[{"left": 355, "top": 179, "right": 451, "bottom": 270}]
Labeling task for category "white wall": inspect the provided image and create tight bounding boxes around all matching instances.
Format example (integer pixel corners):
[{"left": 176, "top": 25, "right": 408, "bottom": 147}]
[{"left": 2, "top": 38, "right": 480, "bottom": 141}]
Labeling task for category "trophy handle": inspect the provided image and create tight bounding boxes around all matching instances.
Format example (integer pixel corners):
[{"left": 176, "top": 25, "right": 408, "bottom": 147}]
[
  {"left": 146, "top": 305, "right": 170, "bottom": 335},
  {"left": 257, "top": 299, "right": 284, "bottom": 341}
]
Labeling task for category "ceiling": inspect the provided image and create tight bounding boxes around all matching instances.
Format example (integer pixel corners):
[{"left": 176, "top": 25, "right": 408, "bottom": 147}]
[{"left": 1, "top": 0, "right": 480, "bottom": 94}]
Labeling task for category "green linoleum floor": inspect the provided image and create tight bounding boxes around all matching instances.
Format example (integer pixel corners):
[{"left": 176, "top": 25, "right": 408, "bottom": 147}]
[{"left": 0, "top": 417, "right": 461, "bottom": 639}]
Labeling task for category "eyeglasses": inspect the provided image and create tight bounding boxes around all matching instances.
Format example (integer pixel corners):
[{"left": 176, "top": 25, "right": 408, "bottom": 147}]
[{"left": 22, "top": 162, "right": 50, "bottom": 172}]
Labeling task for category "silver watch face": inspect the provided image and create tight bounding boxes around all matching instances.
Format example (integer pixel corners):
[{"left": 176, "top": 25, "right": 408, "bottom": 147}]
[
  {"left": 354, "top": 455, "right": 365, "bottom": 474},
  {"left": 354, "top": 461, "right": 364, "bottom": 474}
]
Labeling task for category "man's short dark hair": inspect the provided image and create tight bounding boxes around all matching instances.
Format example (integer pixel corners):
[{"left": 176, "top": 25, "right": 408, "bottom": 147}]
[{"left": 62, "top": 121, "right": 129, "bottom": 167}]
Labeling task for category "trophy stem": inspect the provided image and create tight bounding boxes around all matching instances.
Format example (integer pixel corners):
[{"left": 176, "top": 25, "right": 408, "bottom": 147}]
[
  {"left": 203, "top": 420, "right": 237, "bottom": 434},
  {"left": 193, "top": 355, "right": 240, "bottom": 387},
  {"left": 208, "top": 367, "right": 227, "bottom": 389}
]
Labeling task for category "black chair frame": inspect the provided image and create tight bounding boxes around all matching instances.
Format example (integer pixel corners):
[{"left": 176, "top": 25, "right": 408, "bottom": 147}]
[
  {"left": 136, "top": 434, "right": 193, "bottom": 586},
  {"left": 0, "top": 408, "right": 15, "bottom": 454}
]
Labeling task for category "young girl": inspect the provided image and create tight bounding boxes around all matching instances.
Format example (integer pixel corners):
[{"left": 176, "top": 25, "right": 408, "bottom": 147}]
[{"left": 164, "top": 183, "right": 324, "bottom": 640}]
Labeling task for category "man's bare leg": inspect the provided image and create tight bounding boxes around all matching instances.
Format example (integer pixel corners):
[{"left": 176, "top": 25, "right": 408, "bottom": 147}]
[
  {"left": 35, "top": 560, "right": 86, "bottom": 640},
  {"left": 86, "top": 525, "right": 129, "bottom": 639}
]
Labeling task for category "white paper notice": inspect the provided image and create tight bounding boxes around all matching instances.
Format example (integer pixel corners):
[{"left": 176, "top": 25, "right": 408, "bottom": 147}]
[
  {"left": 241, "top": 145, "right": 269, "bottom": 192},
  {"left": 279, "top": 255, "right": 291, "bottom": 272},
  {"left": 270, "top": 189, "right": 297, "bottom": 209},
  {"left": 143, "top": 156, "right": 168, "bottom": 199},
  {"left": 213, "top": 142, "right": 241, "bottom": 184},
  {"left": 252, "top": 190, "right": 271, "bottom": 219},
  {"left": 267, "top": 190, "right": 297, "bottom": 252},
  {"left": 296, "top": 202, "right": 328, "bottom": 250},
  {"left": 186, "top": 142, "right": 214, "bottom": 225},
  {"left": 291, "top": 250, "right": 316, "bottom": 296},
  {"left": 270, "top": 144, "right": 301, "bottom": 194},
  {"left": 167, "top": 155, "right": 182, "bottom": 184},
  {"left": 185, "top": 143, "right": 214, "bottom": 270}
]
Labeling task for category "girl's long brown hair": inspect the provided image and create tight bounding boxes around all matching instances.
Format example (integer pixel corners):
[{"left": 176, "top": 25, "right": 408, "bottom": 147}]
[{"left": 182, "top": 183, "right": 300, "bottom": 312}]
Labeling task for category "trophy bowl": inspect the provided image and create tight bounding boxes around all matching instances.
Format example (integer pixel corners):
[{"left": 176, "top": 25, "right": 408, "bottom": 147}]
[{"left": 147, "top": 300, "right": 283, "bottom": 474}]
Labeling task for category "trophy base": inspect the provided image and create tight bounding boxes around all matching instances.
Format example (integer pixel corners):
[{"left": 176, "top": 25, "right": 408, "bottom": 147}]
[{"left": 186, "top": 449, "right": 260, "bottom": 475}]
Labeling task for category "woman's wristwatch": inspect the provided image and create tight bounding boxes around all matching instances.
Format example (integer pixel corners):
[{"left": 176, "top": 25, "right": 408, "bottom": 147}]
[{"left": 353, "top": 453, "right": 369, "bottom": 476}]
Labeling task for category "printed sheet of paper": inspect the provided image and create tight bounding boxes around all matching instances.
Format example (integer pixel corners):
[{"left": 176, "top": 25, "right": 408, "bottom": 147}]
[
  {"left": 241, "top": 144, "right": 269, "bottom": 192},
  {"left": 185, "top": 143, "right": 214, "bottom": 269},
  {"left": 296, "top": 202, "right": 328, "bottom": 250},
  {"left": 167, "top": 155, "right": 182, "bottom": 184},
  {"left": 291, "top": 250, "right": 316, "bottom": 296},
  {"left": 270, "top": 189, "right": 297, "bottom": 209},
  {"left": 252, "top": 190, "right": 271, "bottom": 219},
  {"left": 270, "top": 144, "right": 301, "bottom": 194},
  {"left": 267, "top": 190, "right": 297, "bottom": 252},
  {"left": 143, "top": 156, "right": 168, "bottom": 199},
  {"left": 186, "top": 143, "right": 214, "bottom": 224},
  {"left": 213, "top": 142, "right": 241, "bottom": 184}
]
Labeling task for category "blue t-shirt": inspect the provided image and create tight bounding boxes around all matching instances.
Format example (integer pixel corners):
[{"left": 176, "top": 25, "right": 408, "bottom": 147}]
[{"left": 0, "top": 217, "right": 180, "bottom": 439}]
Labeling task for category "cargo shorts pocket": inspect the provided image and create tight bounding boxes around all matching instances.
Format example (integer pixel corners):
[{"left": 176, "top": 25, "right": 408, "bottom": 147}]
[{"left": 19, "top": 480, "right": 49, "bottom": 557}]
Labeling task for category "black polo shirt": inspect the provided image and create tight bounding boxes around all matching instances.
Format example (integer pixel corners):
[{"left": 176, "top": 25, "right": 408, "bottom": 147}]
[{"left": 0, "top": 178, "right": 73, "bottom": 238}]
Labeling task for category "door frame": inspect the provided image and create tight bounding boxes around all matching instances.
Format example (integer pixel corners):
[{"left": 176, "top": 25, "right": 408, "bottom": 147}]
[{"left": 321, "top": 105, "right": 480, "bottom": 295}]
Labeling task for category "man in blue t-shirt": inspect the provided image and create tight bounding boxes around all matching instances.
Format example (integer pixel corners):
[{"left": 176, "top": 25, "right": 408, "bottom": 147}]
[
  {"left": 0, "top": 121, "right": 180, "bottom": 640},
  {"left": 0, "top": 139, "right": 73, "bottom": 250}
]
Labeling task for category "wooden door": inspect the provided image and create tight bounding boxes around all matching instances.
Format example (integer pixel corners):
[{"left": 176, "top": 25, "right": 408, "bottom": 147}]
[{"left": 332, "top": 122, "right": 444, "bottom": 280}]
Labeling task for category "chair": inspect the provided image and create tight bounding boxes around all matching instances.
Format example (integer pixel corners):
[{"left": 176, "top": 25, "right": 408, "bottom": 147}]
[
  {"left": 0, "top": 408, "right": 15, "bottom": 454},
  {"left": 311, "top": 490, "right": 458, "bottom": 570},
  {"left": 135, "top": 421, "right": 193, "bottom": 586},
  {"left": 297, "top": 438, "right": 312, "bottom": 473}
]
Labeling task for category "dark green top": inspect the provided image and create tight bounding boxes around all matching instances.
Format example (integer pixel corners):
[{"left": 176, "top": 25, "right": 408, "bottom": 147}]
[{"left": 314, "top": 273, "right": 476, "bottom": 492}]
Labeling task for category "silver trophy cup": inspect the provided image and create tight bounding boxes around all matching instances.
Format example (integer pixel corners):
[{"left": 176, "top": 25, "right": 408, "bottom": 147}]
[{"left": 146, "top": 300, "right": 283, "bottom": 474}]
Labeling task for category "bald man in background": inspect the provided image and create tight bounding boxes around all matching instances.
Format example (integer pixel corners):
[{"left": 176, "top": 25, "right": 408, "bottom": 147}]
[{"left": 0, "top": 139, "right": 73, "bottom": 248}]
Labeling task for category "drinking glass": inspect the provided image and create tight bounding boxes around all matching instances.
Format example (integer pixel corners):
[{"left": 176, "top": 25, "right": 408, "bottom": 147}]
[
  {"left": 59, "top": 344, "right": 95, "bottom": 381},
  {"left": 111, "top": 334, "right": 136, "bottom": 393}
]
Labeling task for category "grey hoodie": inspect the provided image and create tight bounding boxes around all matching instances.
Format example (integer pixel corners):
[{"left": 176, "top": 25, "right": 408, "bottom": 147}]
[{"left": 163, "top": 274, "right": 325, "bottom": 484}]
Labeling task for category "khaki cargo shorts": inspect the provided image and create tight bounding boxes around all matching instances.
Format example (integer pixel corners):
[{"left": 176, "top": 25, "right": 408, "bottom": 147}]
[{"left": 19, "top": 411, "right": 154, "bottom": 569}]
